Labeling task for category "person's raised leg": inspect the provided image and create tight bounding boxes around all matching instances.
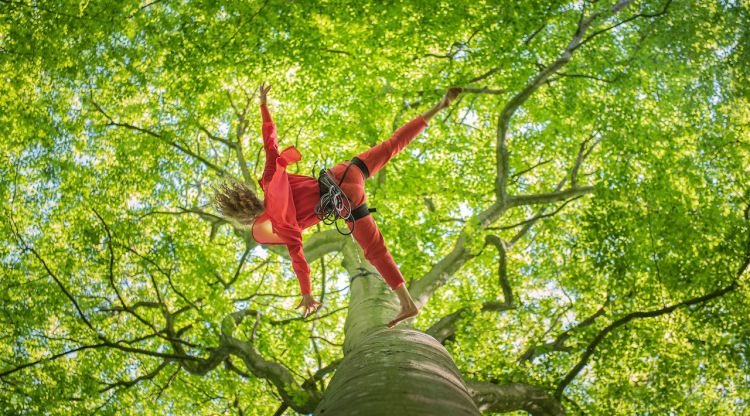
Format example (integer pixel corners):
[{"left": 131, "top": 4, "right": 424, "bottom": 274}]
[
  {"left": 354, "top": 116, "right": 427, "bottom": 179},
  {"left": 355, "top": 87, "right": 463, "bottom": 178}
]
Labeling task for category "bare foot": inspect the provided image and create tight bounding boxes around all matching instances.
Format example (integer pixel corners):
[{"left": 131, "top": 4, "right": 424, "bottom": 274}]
[{"left": 387, "top": 305, "right": 419, "bottom": 328}]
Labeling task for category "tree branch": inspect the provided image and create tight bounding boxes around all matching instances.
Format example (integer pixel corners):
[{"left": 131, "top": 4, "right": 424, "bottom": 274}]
[
  {"left": 426, "top": 235, "right": 515, "bottom": 344},
  {"left": 510, "top": 158, "right": 554, "bottom": 182},
  {"left": 467, "top": 67, "right": 501, "bottom": 84},
  {"left": 506, "top": 186, "right": 594, "bottom": 208},
  {"left": 490, "top": 196, "right": 583, "bottom": 232},
  {"left": 91, "top": 99, "right": 231, "bottom": 177},
  {"left": 0, "top": 342, "right": 108, "bottom": 378},
  {"left": 461, "top": 87, "right": 506, "bottom": 95},
  {"left": 494, "top": 0, "right": 637, "bottom": 199},
  {"left": 548, "top": 71, "right": 618, "bottom": 84},
  {"left": 466, "top": 380, "right": 564, "bottom": 416},
  {"left": 399, "top": 1, "right": 651, "bottom": 308},
  {"left": 8, "top": 216, "right": 99, "bottom": 335},
  {"left": 427, "top": 301, "right": 514, "bottom": 344},
  {"left": 199, "top": 125, "right": 237, "bottom": 149},
  {"left": 163, "top": 309, "right": 323, "bottom": 413},
  {"left": 272, "top": 403, "right": 289, "bottom": 416},
  {"left": 229, "top": 89, "right": 256, "bottom": 186},
  {"left": 100, "top": 360, "right": 173, "bottom": 392},
  {"left": 299, "top": 230, "right": 347, "bottom": 263},
  {"left": 411, "top": 127, "right": 598, "bottom": 306},
  {"left": 484, "top": 235, "right": 514, "bottom": 307},
  {"left": 224, "top": 245, "right": 254, "bottom": 288},
  {"left": 518, "top": 301, "right": 609, "bottom": 363},
  {"left": 555, "top": 279, "right": 743, "bottom": 399},
  {"left": 573, "top": 0, "right": 674, "bottom": 53},
  {"left": 92, "top": 208, "right": 162, "bottom": 334}
]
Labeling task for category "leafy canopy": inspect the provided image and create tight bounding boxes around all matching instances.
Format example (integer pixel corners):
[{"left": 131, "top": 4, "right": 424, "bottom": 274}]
[{"left": 1, "top": 0, "right": 749, "bottom": 414}]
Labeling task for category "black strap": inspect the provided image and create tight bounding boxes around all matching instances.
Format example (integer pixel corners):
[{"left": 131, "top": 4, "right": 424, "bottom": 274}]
[
  {"left": 351, "top": 203, "right": 376, "bottom": 221},
  {"left": 350, "top": 157, "right": 370, "bottom": 179},
  {"left": 349, "top": 268, "right": 378, "bottom": 284},
  {"left": 345, "top": 158, "right": 377, "bottom": 221},
  {"left": 338, "top": 162, "right": 354, "bottom": 187}
]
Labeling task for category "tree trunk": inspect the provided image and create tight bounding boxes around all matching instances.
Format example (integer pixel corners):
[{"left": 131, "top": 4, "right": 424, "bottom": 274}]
[{"left": 315, "top": 245, "right": 480, "bottom": 416}]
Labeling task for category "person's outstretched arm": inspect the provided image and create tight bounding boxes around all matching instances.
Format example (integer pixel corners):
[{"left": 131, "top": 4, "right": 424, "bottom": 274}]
[
  {"left": 259, "top": 83, "right": 280, "bottom": 190},
  {"left": 421, "top": 87, "right": 463, "bottom": 122},
  {"left": 287, "top": 243, "right": 321, "bottom": 317}
]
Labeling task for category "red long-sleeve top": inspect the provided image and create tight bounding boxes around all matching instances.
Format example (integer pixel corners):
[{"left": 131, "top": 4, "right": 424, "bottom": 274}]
[{"left": 252, "top": 104, "right": 427, "bottom": 295}]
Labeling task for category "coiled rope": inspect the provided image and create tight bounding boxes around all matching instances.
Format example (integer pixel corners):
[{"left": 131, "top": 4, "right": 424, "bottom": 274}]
[{"left": 314, "top": 164, "right": 356, "bottom": 235}]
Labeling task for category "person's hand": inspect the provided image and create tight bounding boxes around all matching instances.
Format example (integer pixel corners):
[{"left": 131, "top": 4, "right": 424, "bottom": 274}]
[
  {"left": 437, "top": 86, "right": 462, "bottom": 110},
  {"left": 296, "top": 293, "right": 322, "bottom": 318},
  {"left": 259, "top": 82, "right": 272, "bottom": 105}
]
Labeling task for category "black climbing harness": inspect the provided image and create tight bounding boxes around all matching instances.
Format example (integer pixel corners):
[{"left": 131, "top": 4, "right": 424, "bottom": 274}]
[{"left": 314, "top": 157, "right": 376, "bottom": 236}]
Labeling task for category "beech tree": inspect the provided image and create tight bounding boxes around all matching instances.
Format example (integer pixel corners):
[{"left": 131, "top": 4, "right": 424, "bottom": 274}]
[{"left": 2, "top": 0, "right": 749, "bottom": 415}]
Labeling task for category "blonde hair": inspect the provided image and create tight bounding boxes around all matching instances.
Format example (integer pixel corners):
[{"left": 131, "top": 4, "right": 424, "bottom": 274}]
[{"left": 212, "top": 181, "right": 264, "bottom": 228}]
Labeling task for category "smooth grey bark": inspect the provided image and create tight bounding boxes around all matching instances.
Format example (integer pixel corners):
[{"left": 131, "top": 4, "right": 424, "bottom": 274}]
[{"left": 315, "top": 243, "right": 480, "bottom": 416}]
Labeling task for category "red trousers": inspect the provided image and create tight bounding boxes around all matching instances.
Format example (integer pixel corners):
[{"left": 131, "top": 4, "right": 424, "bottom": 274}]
[{"left": 328, "top": 116, "right": 427, "bottom": 289}]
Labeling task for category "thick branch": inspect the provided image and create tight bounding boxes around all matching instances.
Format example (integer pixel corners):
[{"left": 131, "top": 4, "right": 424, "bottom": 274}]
[
  {"left": 411, "top": 3, "right": 642, "bottom": 304},
  {"left": 466, "top": 380, "right": 564, "bottom": 416},
  {"left": 166, "top": 310, "right": 322, "bottom": 413},
  {"left": 506, "top": 186, "right": 594, "bottom": 208},
  {"left": 300, "top": 230, "right": 347, "bottom": 263},
  {"left": 484, "top": 235, "right": 514, "bottom": 306},
  {"left": 427, "top": 301, "right": 514, "bottom": 344},
  {"left": 494, "top": 0, "right": 636, "bottom": 199},
  {"left": 427, "top": 235, "right": 515, "bottom": 343},
  {"left": 410, "top": 233, "right": 473, "bottom": 307}
]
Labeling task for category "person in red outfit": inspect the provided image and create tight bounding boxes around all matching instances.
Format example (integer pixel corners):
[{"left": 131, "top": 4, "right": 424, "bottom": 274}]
[{"left": 215, "top": 83, "right": 461, "bottom": 328}]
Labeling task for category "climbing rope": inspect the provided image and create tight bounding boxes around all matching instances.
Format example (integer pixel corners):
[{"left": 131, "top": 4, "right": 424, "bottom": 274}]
[{"left": 314, "top": 166, "right": 356, "bottom": 235}]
